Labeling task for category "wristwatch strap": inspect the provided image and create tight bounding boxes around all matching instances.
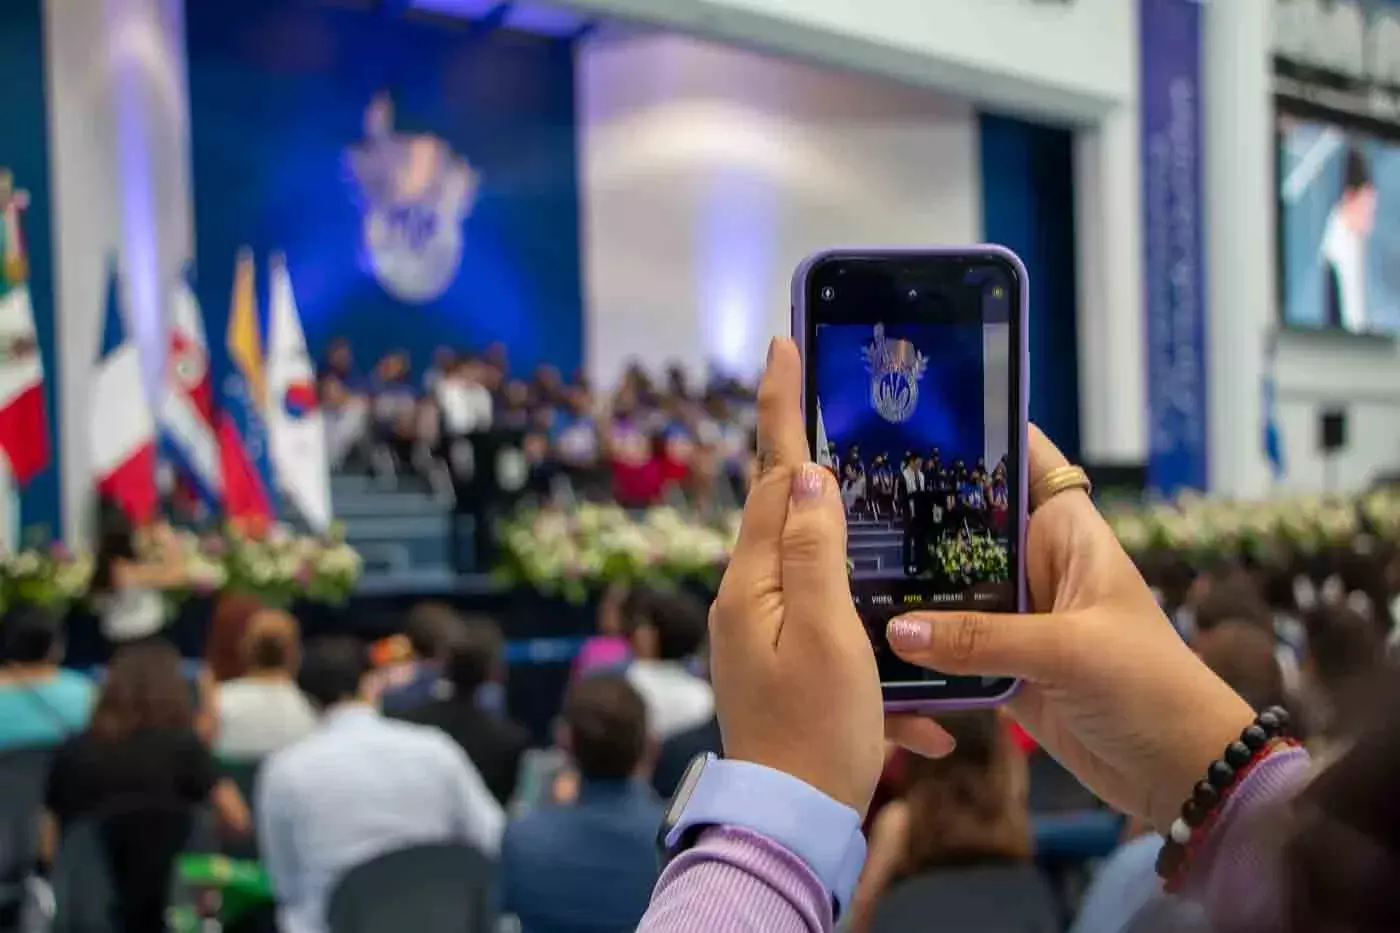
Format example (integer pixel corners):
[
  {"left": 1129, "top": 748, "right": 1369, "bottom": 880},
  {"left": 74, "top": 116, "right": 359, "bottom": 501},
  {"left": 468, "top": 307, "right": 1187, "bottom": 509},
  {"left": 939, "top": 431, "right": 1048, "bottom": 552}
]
[{"left": 662, "top": 758, "right": 867, "bottom": 915}]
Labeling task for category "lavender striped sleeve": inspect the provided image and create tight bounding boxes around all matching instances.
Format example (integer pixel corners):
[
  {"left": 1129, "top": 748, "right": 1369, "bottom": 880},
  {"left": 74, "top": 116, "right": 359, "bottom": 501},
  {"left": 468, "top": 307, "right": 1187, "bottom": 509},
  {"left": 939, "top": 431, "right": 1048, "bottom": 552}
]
[
  {"left": 638, "top": 826, "right": 833, "bottom": 933},
  {"left": 1185, "top": 745, "right": 1311, "bottom": 931}
]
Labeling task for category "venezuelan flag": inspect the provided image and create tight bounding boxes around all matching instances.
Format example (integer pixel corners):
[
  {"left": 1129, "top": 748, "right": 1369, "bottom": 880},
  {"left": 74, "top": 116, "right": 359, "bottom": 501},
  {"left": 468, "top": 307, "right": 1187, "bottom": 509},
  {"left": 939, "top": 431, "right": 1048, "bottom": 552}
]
[{"left": 218, "top": 248, "right": 274, "bottom": 526}]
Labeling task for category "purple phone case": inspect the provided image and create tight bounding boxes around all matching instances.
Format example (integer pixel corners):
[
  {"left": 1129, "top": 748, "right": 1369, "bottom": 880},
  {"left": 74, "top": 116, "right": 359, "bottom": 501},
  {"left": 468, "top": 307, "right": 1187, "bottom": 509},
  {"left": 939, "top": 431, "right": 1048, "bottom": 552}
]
[{"left": 790, "top": 246, "right": 1030, "bottom": 712}]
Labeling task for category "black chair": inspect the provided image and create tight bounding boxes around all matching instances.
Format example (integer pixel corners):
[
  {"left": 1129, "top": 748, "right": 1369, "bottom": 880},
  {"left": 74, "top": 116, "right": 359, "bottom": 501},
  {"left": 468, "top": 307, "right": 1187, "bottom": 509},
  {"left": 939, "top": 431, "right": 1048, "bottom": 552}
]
[
  {"left": 51, "top": 802, "right": 208, "bottom": 933},
  {"left": 326, "top": 842, "right": 493, "bottom": 933},
  {"left": 868, "top": 864, "right": 1060, "bottom": 933},
  {"left": 1027, "top": 748, "right": 1100, "bottom": 814},
  {"left": 652, "top": 718, "right": 722, "bottom": 800},
  {"left": 0, "top": 746, "right": 55, "bottom": 928},
  {"left": 218, "top": 759, "right": 262, "bottom": 859}
]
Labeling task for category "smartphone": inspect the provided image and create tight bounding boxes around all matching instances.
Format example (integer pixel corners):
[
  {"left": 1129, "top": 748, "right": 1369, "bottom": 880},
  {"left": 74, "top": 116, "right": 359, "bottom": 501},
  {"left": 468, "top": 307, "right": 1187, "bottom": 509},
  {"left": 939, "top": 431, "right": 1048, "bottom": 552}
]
[{"left": 791, "top": 247, "right": 1028, "bottom": 710}]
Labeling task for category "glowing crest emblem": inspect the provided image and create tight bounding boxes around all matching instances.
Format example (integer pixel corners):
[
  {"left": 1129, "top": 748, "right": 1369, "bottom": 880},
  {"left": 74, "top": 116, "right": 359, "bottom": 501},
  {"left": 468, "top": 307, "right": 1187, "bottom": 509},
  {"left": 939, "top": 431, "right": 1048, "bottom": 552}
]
[
  {"left": 345, "top": 93, "right": 480, "bottom": 304},
  {"left": 862, "top": 324, "right": 927, "bottom": 424}
]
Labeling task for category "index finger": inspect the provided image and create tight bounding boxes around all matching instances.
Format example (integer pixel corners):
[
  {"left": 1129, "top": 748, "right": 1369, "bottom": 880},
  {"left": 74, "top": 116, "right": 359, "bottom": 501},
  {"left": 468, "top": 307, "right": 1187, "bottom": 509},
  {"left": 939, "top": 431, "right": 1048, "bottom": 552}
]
[{"left": 755, "top": 338, "right": 811, "bottom": 474}]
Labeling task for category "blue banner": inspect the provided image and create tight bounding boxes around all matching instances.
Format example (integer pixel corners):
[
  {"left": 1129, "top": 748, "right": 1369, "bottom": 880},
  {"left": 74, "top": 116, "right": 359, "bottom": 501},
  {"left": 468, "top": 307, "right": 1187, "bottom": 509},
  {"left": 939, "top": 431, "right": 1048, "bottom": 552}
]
[
  {"left": 0, "top": 0, "right": 61, "bottom": 539},
  {"left": 185, "top": 0, "right": 583, "bottom": 386},
  {"left": 1141, "top": 0, "right": 1208, "bottom": 495}
]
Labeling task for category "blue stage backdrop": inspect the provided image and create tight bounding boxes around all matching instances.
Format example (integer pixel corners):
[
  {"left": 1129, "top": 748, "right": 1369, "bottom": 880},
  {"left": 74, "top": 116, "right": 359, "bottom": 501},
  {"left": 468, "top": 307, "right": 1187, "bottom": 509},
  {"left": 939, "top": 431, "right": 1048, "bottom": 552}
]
[
  {"left": 980, "top": 113, "right": 1081, "bottom": 463},
  {"left": 185, "top": 0, "right": 583, "bottom": 382},
  {"left": 0, "top": 0, "right": 61, "bottom": 538},
  {"left": 815, "top": 323, "right": 985, "bottom": 464}
]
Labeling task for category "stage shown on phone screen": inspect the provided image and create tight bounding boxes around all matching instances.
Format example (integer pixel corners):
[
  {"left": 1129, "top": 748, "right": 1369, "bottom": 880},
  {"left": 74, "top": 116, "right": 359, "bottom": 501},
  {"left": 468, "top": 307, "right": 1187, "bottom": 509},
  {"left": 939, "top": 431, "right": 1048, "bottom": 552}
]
[{"left": 814, "top": 319, "right": 1014, "bottom": 619}]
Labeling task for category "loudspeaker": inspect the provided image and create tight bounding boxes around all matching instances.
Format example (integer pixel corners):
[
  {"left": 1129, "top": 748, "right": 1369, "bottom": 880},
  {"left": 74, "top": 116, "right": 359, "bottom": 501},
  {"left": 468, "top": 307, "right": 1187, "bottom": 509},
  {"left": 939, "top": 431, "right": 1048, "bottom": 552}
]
[{"left": 1318, "top": 408, "right": 1348, "bottom": 454}]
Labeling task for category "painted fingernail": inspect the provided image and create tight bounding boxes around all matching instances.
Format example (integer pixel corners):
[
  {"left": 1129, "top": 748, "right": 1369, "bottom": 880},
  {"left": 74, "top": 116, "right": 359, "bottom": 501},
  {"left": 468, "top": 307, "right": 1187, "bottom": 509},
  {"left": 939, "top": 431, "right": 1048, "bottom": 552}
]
[
  {"left": 767, "top": 337, "right": 777, "bottom": 364},
  {"left": 887, "top": 617, "right": 931, "bottom": 649},
  {"left": 791, "top": 464, "right": 825, "bottom": 502}
]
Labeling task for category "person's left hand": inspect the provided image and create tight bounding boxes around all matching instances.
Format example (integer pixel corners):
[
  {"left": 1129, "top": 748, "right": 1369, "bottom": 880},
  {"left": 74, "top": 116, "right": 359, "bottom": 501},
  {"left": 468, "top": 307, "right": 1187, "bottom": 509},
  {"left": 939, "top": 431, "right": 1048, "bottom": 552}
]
[{"left": 708, "top": 338, "right": 950, "bottom": 818}]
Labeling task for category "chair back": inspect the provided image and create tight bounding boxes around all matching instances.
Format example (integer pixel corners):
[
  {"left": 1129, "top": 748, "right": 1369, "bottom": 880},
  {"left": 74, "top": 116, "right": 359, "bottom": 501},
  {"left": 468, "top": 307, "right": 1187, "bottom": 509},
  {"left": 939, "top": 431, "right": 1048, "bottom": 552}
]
[
  {"left": 869, "top": 864, "right": 1060, "bottom": 933},
  {"left": 52, "top": 802, "right": 199, "bottom": 933},
  {"left": 651, "top": 718, "right": 722, "bottom": 800},
  {"left": 218, "top": 759, "right": 261, "bottom": 859},
  {"left": 0, "top": 746, "right": 55, "bottom": 924},
  {"left": 1027, "top": 748, "right": 1099, "bottom": 813},
  {"left": 327, "top": 842, "right": 493, "bottom": 933}
]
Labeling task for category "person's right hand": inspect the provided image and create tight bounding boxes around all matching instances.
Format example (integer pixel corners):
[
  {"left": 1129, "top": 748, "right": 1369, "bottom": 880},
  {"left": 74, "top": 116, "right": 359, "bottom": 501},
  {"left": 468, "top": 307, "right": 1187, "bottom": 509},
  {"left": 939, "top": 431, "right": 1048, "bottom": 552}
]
[{"left": 886, "top": 427, "right": 1256, "bottom": 831}]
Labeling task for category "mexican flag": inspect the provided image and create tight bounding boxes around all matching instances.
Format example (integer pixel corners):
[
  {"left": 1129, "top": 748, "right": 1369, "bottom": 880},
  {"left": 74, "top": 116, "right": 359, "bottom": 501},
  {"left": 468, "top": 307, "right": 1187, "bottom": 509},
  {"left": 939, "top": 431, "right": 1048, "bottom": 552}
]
[{"left": 0, "top": 180, "right": 50, "bottom": 486}]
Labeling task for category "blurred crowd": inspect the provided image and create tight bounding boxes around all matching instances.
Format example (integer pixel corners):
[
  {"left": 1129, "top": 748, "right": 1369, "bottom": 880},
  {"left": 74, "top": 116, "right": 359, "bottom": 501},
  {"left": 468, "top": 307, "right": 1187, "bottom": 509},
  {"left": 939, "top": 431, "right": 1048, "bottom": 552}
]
[
  {"left": 1, "top": 524, "right": 1396, "bottom": 932},
  {"left": 316, "top": 339, "right": 757, "bottom": 514}
]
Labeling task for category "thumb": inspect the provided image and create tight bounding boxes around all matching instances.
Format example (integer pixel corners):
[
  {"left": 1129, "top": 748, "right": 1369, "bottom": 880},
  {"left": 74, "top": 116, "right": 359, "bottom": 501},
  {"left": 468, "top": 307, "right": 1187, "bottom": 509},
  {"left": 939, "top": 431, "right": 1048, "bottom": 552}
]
[
  {"left": 780, "top": 464, "right": 850, "bottom": 626},
  {"left": 885, "top": 610, "right": 1067, "bottom": 681}
]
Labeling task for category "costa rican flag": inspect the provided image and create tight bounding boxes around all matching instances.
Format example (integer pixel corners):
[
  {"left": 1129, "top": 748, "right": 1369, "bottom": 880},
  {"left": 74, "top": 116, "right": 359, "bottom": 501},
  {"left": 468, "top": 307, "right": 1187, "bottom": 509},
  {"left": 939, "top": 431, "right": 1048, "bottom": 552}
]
[
  {"left": 265, "top": 253, "right": 331, "bottom": 531},
  {"left": 90, "top": 265, "right": 157, "bottom": 522},
  {"left": 158, "top": 269, "right": 223, "bottom": 507}
]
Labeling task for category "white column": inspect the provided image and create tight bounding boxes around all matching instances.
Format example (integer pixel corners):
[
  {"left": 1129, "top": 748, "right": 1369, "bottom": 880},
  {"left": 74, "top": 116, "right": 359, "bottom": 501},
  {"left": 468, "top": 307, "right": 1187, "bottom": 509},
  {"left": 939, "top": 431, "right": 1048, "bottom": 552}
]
[
  {"left": 44, "top": 0, "right": 193, "bottom": 543},
  {"left": 1075, "top": 100, "right": 1147, "bottom": 466},
  {"left": 1203, "top": 0, "right": 1273, "bottom": 497}
]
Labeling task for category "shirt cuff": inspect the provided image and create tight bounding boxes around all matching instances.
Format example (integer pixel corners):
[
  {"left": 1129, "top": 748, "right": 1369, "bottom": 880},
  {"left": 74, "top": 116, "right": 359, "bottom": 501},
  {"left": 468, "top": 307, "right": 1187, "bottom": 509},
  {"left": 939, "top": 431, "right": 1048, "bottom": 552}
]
[
  {"left": 642, "top": 827, "right": 832, "bottom": 933},
  {"left": 1185, "top": 745, "right": 1310, "bottom": 930}
]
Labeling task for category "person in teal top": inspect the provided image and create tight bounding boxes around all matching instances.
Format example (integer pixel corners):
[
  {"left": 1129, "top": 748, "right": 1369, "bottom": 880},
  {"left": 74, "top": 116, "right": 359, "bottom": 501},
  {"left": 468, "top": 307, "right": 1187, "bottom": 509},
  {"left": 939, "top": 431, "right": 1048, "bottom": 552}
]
[{"left": 0, "top": 605, "right": 94, "bottom": 750}]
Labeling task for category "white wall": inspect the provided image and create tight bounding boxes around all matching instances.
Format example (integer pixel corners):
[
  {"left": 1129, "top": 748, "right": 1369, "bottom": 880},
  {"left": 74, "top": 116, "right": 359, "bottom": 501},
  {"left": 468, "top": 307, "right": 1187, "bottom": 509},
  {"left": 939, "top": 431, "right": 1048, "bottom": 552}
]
[
  {"left": 1274, "top": 335, "right": 1400, "bottom": 492},
  {"left": 558, "top": 0, "right": 1135, "bottom": 122},
  {"left": 44, "top": 0, "right": 193, "bottom": 542},
  {"left": 577, "top": 32, "right": 981, "bottom": 386}
]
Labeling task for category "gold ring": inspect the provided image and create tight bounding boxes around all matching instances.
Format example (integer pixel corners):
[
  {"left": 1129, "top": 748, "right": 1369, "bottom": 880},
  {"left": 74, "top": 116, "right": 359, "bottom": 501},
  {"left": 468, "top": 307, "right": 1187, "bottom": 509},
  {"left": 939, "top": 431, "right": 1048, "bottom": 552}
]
[{"left": 1030, "top": 465, "right": 1092, "bottom": 512}]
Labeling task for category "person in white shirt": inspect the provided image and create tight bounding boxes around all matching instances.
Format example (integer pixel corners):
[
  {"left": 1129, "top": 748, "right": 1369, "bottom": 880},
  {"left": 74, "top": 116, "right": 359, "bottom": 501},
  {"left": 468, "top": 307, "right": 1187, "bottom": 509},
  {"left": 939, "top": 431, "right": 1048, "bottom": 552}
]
[
  {"left": 435, "top": 358, "right": 494, "bottom": 437},
  {"left": 217, "top": 609, "right": 317, "bottom": 760},
  {"left": 257, "top": 637, "right": 504, "bottom": 933},
  {"left": 620, "top": 587, "right": 714, "bottom": 742},
  {"left": 89, "top": 509, "right": 187, "bottom": 647},
  {"left": 1320, "top": 146, "right": 1379, "bottom": 334}
]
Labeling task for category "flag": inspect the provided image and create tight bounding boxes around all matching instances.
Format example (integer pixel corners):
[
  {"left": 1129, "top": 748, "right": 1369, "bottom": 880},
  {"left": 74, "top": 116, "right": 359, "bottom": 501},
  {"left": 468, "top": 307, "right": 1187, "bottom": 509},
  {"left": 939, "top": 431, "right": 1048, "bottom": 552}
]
[
  {"left": 221, "top": 249, "right": 274, "bottom": 523},
  {"left": 158, "top": 269, "right": 223, "bottom": 507},
  {"left": 90, "top": 264, "right": 157, "bottom": 522},
  {"left": 265, "top": 253, "right": 331, "bottom": 531},
  {"left": 0, "top": 180, "right": 49, "bottom": 485},
  {"left": 1263, "top": 354, "right": 1285, "bottom": 481},
  {"left": 815, "top": 399, "right": 834, "bottom": 473}
]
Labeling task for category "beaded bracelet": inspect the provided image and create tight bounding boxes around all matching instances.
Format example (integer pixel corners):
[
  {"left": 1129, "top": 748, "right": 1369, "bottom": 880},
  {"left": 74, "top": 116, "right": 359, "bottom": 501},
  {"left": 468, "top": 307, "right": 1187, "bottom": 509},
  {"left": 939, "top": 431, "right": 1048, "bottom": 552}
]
[{"left": 1154, "top": 706, "right": 1297, "bottom": 890}]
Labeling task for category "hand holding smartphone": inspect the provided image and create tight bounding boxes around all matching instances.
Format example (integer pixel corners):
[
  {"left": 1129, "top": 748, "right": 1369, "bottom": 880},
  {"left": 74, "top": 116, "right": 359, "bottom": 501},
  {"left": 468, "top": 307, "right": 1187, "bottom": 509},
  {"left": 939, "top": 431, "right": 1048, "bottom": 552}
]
[{"left": 791, "top": 247, "right": 1029, "bottom": 711}]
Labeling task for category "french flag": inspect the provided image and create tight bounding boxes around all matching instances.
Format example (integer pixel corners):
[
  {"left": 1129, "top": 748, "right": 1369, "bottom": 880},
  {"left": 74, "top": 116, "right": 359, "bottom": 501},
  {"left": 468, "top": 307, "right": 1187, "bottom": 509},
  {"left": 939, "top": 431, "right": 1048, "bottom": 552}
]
[
  {"left": 158, "top": 269, "right": 223, "bottom": 508},
  {"left": 90, "top": 266, "right": 157, "bottom": 523}
]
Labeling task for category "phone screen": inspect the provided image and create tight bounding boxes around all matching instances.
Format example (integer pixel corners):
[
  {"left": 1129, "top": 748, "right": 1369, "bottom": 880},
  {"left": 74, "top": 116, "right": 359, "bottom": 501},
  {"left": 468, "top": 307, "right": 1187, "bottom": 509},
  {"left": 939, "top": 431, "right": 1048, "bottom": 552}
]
[{"left": 801, "top": 253, "right": 1023, "bottom": 702}]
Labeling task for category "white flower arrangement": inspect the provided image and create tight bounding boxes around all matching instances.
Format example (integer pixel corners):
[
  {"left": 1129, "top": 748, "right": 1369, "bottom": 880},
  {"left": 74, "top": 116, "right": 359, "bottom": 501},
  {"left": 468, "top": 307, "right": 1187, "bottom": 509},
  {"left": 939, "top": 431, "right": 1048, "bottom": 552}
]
[
  {"left": 0, "top": 525, "right": 363, "bottom": 615},
  {"left": 500, "top": 487, "right": 1400, "bottom": 598},
  {"left": 497, "top": 503, "right": 731, "bottom": 603}
]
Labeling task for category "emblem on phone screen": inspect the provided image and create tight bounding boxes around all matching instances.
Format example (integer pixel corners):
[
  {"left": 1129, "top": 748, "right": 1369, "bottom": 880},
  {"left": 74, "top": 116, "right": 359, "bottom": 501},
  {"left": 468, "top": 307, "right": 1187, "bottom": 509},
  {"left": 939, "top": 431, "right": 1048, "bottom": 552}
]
[{"left": 862, "top": 324, "right": 927, "bottom": 424}]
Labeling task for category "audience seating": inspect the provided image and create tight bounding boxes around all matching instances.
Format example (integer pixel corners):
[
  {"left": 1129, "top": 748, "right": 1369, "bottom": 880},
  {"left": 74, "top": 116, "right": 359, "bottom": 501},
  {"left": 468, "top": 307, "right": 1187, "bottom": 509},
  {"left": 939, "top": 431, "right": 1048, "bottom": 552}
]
[
  {"left": 651, "top": 717, "right": 722, "bottom": 800},
  {"left": 868, "top": 865, "right": 1061, "bottom": 933},
  {"left": 51, "top": 803, "right": 212, "bottom": 933},
  {"left": 326, "top": 842, "right": 494, "bottom": 933},
  {"left": 0, "top": 746, "right": 54, "bottom": 926},
  {"left": 218, "top": 759, "right": 262, "bottom": 860}
]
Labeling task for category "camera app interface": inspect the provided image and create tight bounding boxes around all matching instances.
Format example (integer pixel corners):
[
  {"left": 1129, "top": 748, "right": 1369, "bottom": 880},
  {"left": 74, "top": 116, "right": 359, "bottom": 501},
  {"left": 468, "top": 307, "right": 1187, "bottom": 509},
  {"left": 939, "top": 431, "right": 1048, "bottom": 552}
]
[{"left": 809, "top": 263, "right": 1019, "bottom": 691}]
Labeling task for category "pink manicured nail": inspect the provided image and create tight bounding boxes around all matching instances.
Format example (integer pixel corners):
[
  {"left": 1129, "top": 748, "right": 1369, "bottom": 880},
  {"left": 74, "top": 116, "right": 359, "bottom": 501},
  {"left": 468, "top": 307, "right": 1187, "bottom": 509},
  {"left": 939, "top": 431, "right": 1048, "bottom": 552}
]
[
  {"left": 791, "top": 464, "right": 824, "bottom": 502},
  {"left": 887, "top": 617, "right": 931, "bottom": 649}
]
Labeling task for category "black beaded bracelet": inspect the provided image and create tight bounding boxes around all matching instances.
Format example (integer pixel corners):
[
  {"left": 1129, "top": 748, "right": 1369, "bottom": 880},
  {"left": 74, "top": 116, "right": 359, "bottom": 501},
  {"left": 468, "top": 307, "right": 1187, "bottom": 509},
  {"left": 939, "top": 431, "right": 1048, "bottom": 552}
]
[{"left": 1154, "top": 706, "right": 1292, "bottom": 887}]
